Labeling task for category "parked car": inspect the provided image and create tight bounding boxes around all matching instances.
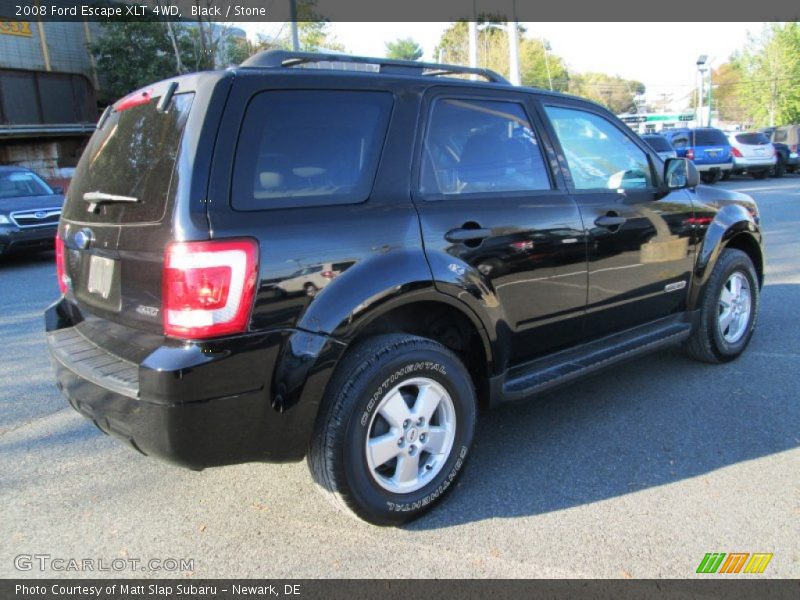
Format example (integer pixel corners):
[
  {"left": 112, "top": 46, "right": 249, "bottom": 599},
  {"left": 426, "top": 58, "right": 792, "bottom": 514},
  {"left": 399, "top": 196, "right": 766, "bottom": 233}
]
[
  {"left": 663, "top": 127, "right": 733, "bottom": 184},
  {"left": 0, "top": 166, "right": 64, "bottom": 256},
  {"left": 760, "top": 126, "right": 800, "bottom": 176},
  {"left": 641, "top": 134, "right": 677, "bottom": 161},
  {"left": 277, "top": 261, "right": 356, "bottom": 296},
  {"left": 45, "top": 51, "right": 764, "bottom": 525},
  {"left": 727, "top": 131, "right": 776, "bottom": 179}
]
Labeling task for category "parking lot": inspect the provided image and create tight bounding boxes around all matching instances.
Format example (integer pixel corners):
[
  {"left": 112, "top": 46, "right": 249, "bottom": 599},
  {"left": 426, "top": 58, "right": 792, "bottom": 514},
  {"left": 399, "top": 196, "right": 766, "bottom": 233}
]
[{"left": 1, "top": 176, "right": 798, "bottom": 579}]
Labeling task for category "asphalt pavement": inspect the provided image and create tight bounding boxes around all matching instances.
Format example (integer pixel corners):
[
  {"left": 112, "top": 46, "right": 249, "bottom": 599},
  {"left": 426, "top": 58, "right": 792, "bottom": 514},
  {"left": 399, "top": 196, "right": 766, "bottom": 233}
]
[{"left": 1, "top": 176, "right": 798, "bottom": 578}]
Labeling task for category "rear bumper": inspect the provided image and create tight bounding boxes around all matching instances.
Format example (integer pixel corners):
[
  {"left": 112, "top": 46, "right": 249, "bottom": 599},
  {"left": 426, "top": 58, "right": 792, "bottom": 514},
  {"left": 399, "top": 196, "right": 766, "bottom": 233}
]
[
  {"left": 732, "top": 156, "right": 776, "bottom": 170},
  {"left": 0, "top": 224, "right": 56, "bottom": 254},
  {"left": 45, "top": 297, "right": 346, "bottom": 469},
  {"left": 694, "top": 163, "right": 732, "bottom": 172}
]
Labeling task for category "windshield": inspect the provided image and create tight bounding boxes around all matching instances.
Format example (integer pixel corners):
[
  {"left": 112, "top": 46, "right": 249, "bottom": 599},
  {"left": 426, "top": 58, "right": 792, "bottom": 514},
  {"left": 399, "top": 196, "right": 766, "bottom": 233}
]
[
  {"left": 642, "top": 136, "right": 673, "bottom": 152},
  {"left": 692, "top": 129, "right": 729, "bottom": 146},
  {"left": 64, "top": 92, "right": 194, "bottom": 224},
  {"left": 0, "top": 170, "right": 53, "bottom": 199},
  {"left": 735, "top": 133, "right": 770, "bottom": 145}
]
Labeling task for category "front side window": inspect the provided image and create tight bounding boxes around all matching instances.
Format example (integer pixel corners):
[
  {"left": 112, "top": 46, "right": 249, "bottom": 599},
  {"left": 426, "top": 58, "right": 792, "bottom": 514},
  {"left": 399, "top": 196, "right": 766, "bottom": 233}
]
[
  {"left": 545, "top": 106, "right": 654, "bottom": 190},
  {"left": 232, "top": 91, "right": 393, "bottom": 210},
  {"left": 420, "top": 98, "right": 551, "bottom": 196}
]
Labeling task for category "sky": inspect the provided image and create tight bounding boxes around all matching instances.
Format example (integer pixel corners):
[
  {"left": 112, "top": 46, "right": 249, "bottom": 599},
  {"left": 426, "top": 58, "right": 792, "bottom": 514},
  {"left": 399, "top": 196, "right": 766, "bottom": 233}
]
[{"left": 236, "top": 21, "right": 765, "bottom": 108}]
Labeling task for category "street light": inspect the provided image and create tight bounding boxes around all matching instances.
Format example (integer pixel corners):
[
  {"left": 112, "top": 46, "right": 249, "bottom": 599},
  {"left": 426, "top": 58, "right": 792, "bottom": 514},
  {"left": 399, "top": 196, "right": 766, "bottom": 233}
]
[{"left": 696, "top": 55, "right": 709, "bottom": 127}]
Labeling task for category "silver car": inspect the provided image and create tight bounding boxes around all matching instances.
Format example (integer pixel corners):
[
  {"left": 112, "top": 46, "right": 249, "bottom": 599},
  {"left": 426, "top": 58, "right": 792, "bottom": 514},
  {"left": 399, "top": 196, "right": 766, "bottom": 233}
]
[{"left": 727, "top": 131, "right": 776, "bottom": 179}]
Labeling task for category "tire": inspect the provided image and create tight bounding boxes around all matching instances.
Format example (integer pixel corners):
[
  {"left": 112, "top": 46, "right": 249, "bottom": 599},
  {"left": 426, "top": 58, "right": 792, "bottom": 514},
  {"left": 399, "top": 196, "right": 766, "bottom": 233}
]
[
  {"left": 700, "top": 171, "right": 720, "bottom": 184},
  {"left": 304, "top": 283, "right": 318, "bottom": 297},
  {"left": 308, "top": 334, "right": 477, "bottom": 525},
  {"left": 771, "top": 157, "right": 786, "bottom": 178},
  {"left": 684, "top": 249, "right": 759, "bottom": 364},
  {"left": 751, "top": 170, "right": 768, "bottom": 180},
  {"left": 721, "top": 171, "right": 731, "bottom": 181}
]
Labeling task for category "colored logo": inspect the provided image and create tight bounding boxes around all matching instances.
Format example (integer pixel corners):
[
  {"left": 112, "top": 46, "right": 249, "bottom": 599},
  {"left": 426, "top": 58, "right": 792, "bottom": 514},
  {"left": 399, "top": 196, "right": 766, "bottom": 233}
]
[{"left": 696, "top": 552, "right": 773, "bottom": 574}]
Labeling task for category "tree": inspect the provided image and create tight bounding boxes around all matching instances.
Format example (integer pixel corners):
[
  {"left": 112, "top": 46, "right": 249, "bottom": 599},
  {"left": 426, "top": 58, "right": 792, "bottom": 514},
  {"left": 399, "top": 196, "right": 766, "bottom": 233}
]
[
  {"left": 568, "top": 72, "right": 645, "bottom": 114},
  {"left": 433, "top": 20, "right": 569, "bottom": 90},
  {"left": 734, "top": 23, "right": 800, "bottom": 126},
  {"left": 710, "top": 61, "right": 750, "bottom": 125},
  {"left": 385, "top": 38, "right": 424, "bottom": 61}
]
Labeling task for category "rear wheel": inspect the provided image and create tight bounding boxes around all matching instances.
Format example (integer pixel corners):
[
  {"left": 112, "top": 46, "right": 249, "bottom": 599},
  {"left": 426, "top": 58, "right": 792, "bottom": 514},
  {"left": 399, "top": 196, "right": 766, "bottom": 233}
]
[
  {"left": 751, "top": 170, "right": 769, "bottom": 180},
  {"left": 700, "top": 171, "right": 721, "bottom": 184},
  {"left": 684, "top": 249, "right": 759, "bottom": 364},
  {"left": 771, "top": 156, "right": 786, "bottom": 178},
  {"left": 304, "top": 283, "right": 318, "bottom": 297},
  {"left": 721, "top": 171, "right": 731, "bottom": 181},
  {"left": 308, "top": 334, "right": 477, "bottom": 525}
]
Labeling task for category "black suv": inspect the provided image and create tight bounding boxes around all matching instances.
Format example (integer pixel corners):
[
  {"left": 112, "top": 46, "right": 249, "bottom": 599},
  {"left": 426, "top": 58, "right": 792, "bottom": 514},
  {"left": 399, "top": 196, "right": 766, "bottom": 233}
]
[{"left": 46, "top": 51, "right": 764, "bottom": 525}]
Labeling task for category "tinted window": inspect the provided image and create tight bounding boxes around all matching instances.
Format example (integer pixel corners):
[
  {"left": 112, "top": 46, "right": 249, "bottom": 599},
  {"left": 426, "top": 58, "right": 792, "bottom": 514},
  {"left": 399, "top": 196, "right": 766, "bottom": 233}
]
[
  {"left": 420, "top": 98, "right": 550, "bottom": 196},
  {"left": 0, "top": 170, "right": 53, "bottom": 198},
  {"left": 545, "top": 106, "right": 654, "bottom": 190},
  {"left": 232, "top": 91, "right": 393, "bottom": 210},
  {"left": 692, "top": 129, "right": 728, "bottom": 146},
  {"left": 669, "top": 133, "right": 690, "bottom": 149},
  {"left": 642, "top": 135, "right": 673, "bottom": 152},
  {"left": 735, "top": 133, "right": 770, "bottom": 145},
  {"left": 65, "top": 93, "right": 194, "bottom": 224}
]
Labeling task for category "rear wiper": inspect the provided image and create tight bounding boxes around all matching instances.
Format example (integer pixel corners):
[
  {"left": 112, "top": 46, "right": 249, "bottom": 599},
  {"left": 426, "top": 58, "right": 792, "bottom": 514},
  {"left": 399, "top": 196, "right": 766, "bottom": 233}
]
[{"left": 83, "top": 191, "right": 139, "bottom": 213}]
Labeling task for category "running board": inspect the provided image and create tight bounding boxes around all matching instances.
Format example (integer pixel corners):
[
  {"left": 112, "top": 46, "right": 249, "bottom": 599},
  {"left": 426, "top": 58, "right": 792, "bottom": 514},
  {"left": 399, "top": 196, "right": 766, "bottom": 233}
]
[{"left": 499, "top": 315, "right": 694, "bottom": 403}]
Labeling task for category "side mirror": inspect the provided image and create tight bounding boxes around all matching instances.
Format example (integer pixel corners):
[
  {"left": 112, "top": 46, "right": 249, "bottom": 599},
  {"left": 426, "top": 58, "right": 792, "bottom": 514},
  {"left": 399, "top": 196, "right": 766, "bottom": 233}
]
[
  {"left": 52, "top": 186, "right": 64, "bottom": 195},
  {"left": 664, "top": 158, "right": 699, "bottom": 190}
]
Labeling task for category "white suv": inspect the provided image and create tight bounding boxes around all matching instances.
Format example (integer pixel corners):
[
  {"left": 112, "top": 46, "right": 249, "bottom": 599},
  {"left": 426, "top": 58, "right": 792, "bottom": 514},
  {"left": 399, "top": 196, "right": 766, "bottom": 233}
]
[{"left": 727, "top": 132, "right": 776, "bottom": 179}]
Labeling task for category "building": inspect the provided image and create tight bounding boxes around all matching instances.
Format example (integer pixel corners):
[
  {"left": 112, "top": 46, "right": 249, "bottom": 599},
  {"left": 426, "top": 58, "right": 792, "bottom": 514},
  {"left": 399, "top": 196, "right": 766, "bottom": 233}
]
[{"left": 0, "top": 20, "right": 100, "bottom": 183}]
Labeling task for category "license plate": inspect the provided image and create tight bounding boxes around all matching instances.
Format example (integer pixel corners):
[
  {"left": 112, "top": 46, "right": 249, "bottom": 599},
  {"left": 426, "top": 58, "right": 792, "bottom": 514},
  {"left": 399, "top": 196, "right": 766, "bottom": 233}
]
[
  {"left": 707, "top": 151, "right": 719, "bottom": 157},
  {"left": 87, "top": 255, "right": 115, "bottom": 299}
]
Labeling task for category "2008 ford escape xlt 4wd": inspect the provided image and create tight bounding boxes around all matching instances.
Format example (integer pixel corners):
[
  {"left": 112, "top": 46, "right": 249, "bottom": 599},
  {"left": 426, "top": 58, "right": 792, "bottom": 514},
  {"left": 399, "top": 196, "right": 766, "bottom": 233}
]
[{"left": 46, "top": 51, "right": 764, "bottom": 525}]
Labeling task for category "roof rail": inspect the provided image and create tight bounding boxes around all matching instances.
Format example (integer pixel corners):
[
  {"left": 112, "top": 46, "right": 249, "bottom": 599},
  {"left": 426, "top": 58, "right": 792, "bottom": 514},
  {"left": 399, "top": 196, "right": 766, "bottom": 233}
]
[{"left": 240, "top": 50, "right": 510, "bottom": 85}]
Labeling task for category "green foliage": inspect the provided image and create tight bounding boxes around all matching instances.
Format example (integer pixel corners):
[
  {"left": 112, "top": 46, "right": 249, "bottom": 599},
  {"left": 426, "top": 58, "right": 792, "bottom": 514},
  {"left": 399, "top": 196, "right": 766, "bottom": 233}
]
[
  {"left": 385, "top": 38, "right": 424, "bottom": 61},
  {"left": 433, "top": 21, "right": 568, "bottom": 90},
  {"left": 732, "top": 23, "right": 800, "bottom": 126},
  {"left": 568, "top": 73, "right": 645, "bottom": 114}
]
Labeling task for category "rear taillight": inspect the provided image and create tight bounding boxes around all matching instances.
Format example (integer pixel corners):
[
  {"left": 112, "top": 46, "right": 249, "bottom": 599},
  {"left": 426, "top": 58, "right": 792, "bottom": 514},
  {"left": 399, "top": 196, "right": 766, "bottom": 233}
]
[
  {"left": 791, "top": 144, "right": 798, "bottom": 153},
  {"left": 321, "top": 270, "right": 335, "bottom": 279},
  {"left": 163, "top": 239, "right": 259, "bottom": 339},
  {"left": 731, "top": 147, "right": 743, "bottom": 157},
  {"left": 686, "top": 148, "right": 695, "bottom": 160},
  {"left": 55, "top": 232, "right": 67, "bottom": 294}
]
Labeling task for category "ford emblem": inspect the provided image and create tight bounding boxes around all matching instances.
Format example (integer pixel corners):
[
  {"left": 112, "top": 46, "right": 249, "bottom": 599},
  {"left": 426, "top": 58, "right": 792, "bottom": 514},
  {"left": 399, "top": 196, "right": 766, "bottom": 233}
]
[{"left": 74, "top": 229, "right": 93, "bottom": 250}]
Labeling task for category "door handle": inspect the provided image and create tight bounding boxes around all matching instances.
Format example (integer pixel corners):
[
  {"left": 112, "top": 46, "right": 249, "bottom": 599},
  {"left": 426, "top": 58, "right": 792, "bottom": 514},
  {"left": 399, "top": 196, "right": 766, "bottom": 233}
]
[
  {"left": 445, "top": 227, "right": 492, "bottom": 243},
  {"left": 594, "top": 215, "right": 627, "bottom": 228}
]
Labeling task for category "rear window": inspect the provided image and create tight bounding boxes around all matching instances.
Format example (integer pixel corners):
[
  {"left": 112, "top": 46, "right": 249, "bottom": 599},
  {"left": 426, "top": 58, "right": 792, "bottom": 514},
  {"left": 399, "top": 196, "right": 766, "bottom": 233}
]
[
  {"left": 773, "top": 128, "right": 788, "bottom": 142},
  {"left": 692, "top": 129, "right": 729, "bottom": 146},
  {"left": 642, "top": 135, "right": 673, "bottom": 152},
  {"left": 735, "top": 133, "right": 770, "bottom": 145},
  {"left": 65, "top": 93, "right": 194, "bottom": 224},
  {"left": 232, "top": 91, "right": 393, "bottom": 210}
]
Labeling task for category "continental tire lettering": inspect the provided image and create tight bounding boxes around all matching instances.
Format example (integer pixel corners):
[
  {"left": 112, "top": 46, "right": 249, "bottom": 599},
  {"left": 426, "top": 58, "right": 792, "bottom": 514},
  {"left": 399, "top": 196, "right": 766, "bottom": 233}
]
[
  {"left": 360, "top": 361, "right": 448, "bottom": 426},
  {"left": 385, "top": 446, "right": 468, "bottom": 512}
]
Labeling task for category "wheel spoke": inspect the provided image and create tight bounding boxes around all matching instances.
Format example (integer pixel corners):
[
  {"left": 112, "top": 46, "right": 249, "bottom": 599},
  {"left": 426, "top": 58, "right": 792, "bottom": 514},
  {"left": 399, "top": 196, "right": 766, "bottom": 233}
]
[
  {"left": 393, "top": 453, "right": 420, "bottom": 485},
  {"left": 413, "top": 384, "right": 443, "bottom": 423},
  {"left": 368, "top": 432, "right": 402, "bottom": 468},
  {"left": 424, "top": 426, "right": 449, "bottom": 455},
  {"left": 719, "top": 307, "right": 735, "bottom": 332},
  {"left": 730, "top": 275, "right": 742, "bottom": 298},
  {"left": 719, "top": 286, "right": 734, "bottom": 307},
  {"left": 379, "top": 391, "right": 411, "bottom": 429}
]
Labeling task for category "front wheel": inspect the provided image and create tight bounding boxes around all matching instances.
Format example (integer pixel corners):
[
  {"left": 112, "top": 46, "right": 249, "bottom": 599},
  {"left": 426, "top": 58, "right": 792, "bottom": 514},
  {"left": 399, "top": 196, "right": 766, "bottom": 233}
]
[
  {"left": 684, "top": 249, "right": 759, "bottom": 363},
  {"left": 308, "top": 334, "right": 477, "bottom": 525}
]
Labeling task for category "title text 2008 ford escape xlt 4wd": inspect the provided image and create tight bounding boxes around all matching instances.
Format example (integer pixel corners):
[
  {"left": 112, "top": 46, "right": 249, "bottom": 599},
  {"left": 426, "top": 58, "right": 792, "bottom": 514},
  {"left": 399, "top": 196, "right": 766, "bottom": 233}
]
[{"left": 46, "top": 51, "right": 763, "bottom": 525}]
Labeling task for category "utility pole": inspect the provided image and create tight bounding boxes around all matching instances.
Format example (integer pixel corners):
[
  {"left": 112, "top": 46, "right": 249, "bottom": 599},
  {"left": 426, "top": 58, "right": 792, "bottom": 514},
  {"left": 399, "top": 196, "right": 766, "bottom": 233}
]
[
  {"left": 508, "top": 21, "right": 520, "bottom": 86},
  {"left": 468, "top": 21, "right": 478, "bottom": 76},
  {"left": 289, "top": 0, "right": 299, "bottom": 51}
]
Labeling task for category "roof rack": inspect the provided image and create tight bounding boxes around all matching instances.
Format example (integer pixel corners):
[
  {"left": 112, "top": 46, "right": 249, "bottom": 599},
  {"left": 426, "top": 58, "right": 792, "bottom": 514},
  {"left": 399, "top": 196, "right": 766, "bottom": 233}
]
[{"left": 240, "top": 50, "right": 510, "bottom": 85}]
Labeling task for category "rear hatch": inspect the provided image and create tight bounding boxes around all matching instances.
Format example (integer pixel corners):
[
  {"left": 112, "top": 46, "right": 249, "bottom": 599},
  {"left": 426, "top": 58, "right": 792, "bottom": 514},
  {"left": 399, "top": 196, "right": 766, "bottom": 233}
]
[
  {"left": 691, "top": 129, "right": 732, "bottom": 165},
  {"left": 734, "top": 132, "right": 773, "bottom": 158},
  {"left": 59, "top": 82, "right": 198, "bottom": 335}
]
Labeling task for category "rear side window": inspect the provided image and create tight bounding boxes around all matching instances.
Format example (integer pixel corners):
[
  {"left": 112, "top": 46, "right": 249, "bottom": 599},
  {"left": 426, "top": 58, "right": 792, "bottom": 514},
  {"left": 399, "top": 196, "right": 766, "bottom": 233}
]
[
  {"left": 65, "top": 93, "right": 194, "bottom": 224},
  {"left": 735, "top": 133, "right": 770, "bottom": 145},
  {"left": 545, "top": 106, "right": 654, "bottom": 190},
  {"left": 693, "top": 129, "right": 729, "bottom": 146},
  {"left": 642, "top": 135, "right": 673, "bottom": 152},
  {"left": 773, "top": 128, "right": 787, "bottom": 142},
  {"left": 232, "top": 91, "right": 393, "bottom": 210},
  {"left": 419, "top": 98, "right": 551, "bottom": 196}
]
